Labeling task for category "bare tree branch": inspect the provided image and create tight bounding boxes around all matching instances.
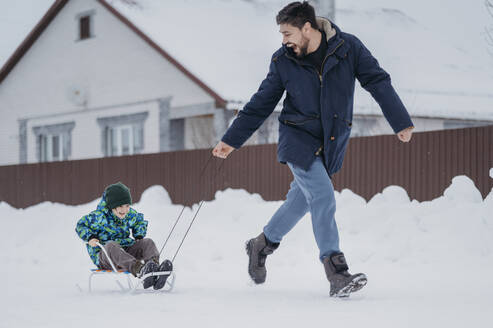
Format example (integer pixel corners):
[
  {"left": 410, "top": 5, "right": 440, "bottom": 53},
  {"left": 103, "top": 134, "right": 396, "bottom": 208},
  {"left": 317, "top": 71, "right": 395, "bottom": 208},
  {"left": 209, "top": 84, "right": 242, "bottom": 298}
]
[
  {"left": 486, "top": 0, "right": 493, "bottom": 16},
  {"left": 486, "top": 0, "right": 493, "bottom": 56},
  {"left": 486, "top": 27, "right": 493, "bottom": 46}
]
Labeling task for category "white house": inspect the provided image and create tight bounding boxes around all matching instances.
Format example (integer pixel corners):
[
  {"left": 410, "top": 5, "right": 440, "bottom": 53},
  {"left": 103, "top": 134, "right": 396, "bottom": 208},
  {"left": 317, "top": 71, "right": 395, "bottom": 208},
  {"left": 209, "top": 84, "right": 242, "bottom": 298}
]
[
  {"left": 1, "top": 0, "right": 492, "bottom": 166},
  {"left": 0, "top": 0, "right": 233, "bottom": 166}
]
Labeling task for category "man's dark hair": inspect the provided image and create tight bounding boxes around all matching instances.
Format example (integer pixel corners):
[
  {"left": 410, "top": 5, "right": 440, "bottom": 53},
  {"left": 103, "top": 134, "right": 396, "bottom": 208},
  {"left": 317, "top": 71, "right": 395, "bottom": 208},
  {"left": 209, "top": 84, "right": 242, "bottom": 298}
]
[{"left": 276, "top": 1, "right": 318, "bottom": 29}]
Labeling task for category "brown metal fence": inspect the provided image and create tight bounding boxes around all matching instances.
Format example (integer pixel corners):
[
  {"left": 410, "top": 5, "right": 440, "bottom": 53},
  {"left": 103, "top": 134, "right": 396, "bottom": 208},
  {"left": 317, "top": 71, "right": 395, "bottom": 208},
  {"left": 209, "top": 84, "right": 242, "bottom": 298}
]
[
  {"left": 1, "top": 125, "right": 492, "bottom": 209},
  {"left": 334, "top": 125, "right": 492, "bottom": 201}
]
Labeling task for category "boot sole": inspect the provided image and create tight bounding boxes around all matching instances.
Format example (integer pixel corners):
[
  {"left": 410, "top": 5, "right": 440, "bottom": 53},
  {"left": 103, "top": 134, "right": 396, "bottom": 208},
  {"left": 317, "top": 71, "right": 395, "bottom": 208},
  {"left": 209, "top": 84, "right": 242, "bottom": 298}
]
[
  {"left": 154, "top": 260, "right": 173, "bottom": 290},
  {"left": 333, "top": 274, "right": 367, "bottom": 298},
  {"left": 154, "top": 274, "right": 170, "bottom": 290},
  {"left": 245, "top": 239, "right": 265, "bottom": 284},
  {"left": 141, "top": 262, "right": 159, "bottom": 289}
]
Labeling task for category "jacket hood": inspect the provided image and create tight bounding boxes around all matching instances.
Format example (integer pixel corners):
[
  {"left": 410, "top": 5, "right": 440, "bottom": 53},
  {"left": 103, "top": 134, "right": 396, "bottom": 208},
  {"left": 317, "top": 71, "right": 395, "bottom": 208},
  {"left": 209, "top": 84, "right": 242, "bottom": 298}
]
[
  {"left": 316, "top": 17, "right": 337, "bottom": 41},
  {"left": 96, "top": 192, "right": 110, "bottom": 212},
  {"left": 282, "top": 17, "right": 340, "bottom": 56}
]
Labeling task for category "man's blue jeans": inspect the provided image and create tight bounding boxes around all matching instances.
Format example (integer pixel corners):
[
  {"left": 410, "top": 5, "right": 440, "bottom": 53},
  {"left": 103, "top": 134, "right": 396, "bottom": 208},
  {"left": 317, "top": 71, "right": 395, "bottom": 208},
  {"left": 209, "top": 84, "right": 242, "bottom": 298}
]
[{"left": 263, "top": 156, "right": 340, "bottom": 261}]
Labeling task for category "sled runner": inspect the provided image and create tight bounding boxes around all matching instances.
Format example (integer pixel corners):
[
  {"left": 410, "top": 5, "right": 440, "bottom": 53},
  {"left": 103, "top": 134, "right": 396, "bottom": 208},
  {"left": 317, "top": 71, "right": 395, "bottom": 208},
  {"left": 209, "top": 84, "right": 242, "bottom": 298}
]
[{"left": 87, "top": 242, "right": 175, "bottom": 293}]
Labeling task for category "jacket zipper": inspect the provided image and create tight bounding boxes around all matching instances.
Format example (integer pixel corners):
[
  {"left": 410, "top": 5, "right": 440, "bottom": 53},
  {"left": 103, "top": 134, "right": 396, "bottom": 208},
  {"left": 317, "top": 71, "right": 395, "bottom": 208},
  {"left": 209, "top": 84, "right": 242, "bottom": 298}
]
[
  {"left": 318, "top": 39, "right": 345, "bottom": 84},
  {"left": 284, "top": 39, "right": 346, "bottom": 156},
  {"left": 284, "top": 39, "right": 345, "bottom": 84}
]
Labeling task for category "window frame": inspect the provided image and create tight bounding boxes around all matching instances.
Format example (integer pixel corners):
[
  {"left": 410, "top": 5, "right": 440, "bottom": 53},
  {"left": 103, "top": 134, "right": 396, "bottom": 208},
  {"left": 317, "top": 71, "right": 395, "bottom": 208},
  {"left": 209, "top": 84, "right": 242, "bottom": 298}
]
[
  {"left": 32, "top": 122, "right": 75, "bottom": 163},
  {"left": 97, "top": 112, "right": 148, "bottom": 157},
  {"left": 75, "top": 10, "right": 96, "bottom": 41},
  {"left": 39, "top": 133, "right": 63, "bottom": 162},
  {"left": 106, "top": 124, "right": 135, "bottom": 156},
  {"left": 79, "top": 15, "right": 91, "bottom": 40}
]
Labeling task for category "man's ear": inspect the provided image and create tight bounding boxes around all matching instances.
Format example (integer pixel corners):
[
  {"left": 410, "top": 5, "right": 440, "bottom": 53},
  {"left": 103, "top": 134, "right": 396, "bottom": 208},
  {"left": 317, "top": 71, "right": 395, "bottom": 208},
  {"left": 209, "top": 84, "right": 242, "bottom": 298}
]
[{"left": 302, "top": 21, "right": 312, "bottom": 35}]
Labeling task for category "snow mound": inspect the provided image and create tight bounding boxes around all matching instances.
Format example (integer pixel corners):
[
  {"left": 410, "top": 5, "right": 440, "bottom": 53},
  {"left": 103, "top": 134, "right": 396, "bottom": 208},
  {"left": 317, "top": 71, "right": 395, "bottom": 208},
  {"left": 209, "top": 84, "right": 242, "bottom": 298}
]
[
  {"left": 0, "top": 201, "right": 14, "bottom": 212},
  {"left": 382, "top": 185, "right": 410, "bottom": 203},
  {"left": 336, "top": 188, "right": 367, "bottom": 207},
  {"left": 214, "top": 188, "right": 264, "bottom": 204},
  {"left": 368, "top": 185, "right": 410, "bottom": 205},
  {"left": 136, "top": 185, "right": 172, "bottom": 207},
  {"left": 443, "top": 175, "right": 483, "bottom": 203},
  {"left": 485, "top": 170, "right": 493, "bottom": 206}
]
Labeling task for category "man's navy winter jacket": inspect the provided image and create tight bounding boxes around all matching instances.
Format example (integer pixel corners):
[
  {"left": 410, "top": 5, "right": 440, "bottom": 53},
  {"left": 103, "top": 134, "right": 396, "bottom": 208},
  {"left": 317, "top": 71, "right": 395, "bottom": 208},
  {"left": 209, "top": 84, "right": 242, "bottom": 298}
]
[{"left": 222, "top": 19, "right": 414, "bottom": 175}]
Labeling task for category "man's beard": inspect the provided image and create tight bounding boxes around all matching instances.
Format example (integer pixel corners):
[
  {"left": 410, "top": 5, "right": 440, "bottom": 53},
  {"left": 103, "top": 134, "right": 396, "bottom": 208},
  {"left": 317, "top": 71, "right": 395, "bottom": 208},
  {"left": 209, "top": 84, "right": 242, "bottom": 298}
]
[{"left": 293, "top": 36, "right": 310, "bottom": 58}]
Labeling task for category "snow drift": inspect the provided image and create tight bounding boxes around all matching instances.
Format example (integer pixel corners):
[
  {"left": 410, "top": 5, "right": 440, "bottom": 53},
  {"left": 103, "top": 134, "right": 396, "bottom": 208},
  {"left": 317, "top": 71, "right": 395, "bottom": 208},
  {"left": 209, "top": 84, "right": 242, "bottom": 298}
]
[{"left": 1, "top": 173, "right": 492, "bottom": 328}]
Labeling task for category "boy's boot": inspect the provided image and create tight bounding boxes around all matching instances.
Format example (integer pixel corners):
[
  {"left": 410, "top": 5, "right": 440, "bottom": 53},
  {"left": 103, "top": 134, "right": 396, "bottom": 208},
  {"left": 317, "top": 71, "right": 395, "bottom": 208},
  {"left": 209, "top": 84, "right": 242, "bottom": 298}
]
[
  {"left": 130, "top": 259, "right": 144, "bottom": 277},
  {"left": 137, "top": 260, "right": 159, "bottom": 289},
  {"left": 154, "top": 259, "right": 173, "bottom": 290}
]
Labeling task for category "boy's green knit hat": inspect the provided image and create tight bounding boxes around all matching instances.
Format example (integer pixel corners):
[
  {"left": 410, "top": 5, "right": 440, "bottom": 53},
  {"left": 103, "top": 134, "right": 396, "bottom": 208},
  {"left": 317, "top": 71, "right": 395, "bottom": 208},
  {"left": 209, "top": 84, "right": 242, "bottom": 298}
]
[{"left": 104, "top": 182, "right": 132, "bottom": 210}]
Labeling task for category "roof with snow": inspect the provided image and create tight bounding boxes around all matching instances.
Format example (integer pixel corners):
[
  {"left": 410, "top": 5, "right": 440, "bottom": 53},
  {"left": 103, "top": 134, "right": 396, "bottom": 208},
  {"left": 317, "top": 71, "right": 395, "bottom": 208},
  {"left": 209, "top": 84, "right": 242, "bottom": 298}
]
[{"left": 1, "top": 0, "right": 492, "bottom": 121}]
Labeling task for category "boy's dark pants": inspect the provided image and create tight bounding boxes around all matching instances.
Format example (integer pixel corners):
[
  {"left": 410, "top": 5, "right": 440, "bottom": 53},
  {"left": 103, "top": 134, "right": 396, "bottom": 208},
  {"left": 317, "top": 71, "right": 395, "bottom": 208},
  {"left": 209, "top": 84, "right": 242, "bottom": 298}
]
[{"left": 99, "top": 238, "right": 159, "bottom": 272}]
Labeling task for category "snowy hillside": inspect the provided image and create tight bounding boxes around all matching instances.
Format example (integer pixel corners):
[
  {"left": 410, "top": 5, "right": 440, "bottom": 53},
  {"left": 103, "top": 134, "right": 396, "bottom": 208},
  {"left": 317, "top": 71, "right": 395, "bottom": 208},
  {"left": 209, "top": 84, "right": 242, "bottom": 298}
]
[
  {"left": 1, "top": 174, "right": 493, "bottom": 327},
  {"left": 337, "top": 6, "right": 493, "bottom": 120},
  {"left": 1, "top": 0, "right": 492, "bottom": 121},
  {"left": 110, "top": 0, "right": 493, "bottom": 120}
]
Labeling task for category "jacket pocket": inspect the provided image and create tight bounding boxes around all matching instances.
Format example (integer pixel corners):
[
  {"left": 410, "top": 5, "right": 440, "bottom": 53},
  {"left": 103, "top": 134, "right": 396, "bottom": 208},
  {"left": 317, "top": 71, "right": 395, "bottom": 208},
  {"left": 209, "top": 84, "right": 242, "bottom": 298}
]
[
  {"left": 330, "top": 114, "right": 352, "bottom": 134},
  {"left": 327, "top": 114, "right": 352, "bottom": 173},
  {"left": 279, "top": 113, "right": 320, "bottom": 126}
]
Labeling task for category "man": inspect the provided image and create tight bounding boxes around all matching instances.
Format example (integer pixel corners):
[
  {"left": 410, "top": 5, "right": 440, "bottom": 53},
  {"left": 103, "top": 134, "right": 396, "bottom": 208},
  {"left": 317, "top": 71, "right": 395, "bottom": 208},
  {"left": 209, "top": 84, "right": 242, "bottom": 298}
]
[
  {"left": 212, "top": 2, "right": 414, "bottom": 297},
  {"left": 75, "top": 182, "right": 172, "bottom": 290}
]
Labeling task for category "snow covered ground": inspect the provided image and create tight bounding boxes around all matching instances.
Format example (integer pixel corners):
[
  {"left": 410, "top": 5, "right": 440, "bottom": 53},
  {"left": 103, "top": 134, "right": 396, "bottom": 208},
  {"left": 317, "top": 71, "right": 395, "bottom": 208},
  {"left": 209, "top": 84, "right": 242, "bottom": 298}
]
[{"left": 1, "top": 173, "right": 493, "bottom": 328}]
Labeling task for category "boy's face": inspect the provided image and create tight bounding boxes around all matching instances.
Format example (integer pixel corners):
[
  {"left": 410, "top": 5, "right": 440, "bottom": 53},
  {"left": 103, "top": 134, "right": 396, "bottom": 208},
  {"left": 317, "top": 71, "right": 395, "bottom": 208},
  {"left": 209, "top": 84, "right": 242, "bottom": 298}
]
[{"left": 112, "top": 204, "right": 130, "bottom": 219}]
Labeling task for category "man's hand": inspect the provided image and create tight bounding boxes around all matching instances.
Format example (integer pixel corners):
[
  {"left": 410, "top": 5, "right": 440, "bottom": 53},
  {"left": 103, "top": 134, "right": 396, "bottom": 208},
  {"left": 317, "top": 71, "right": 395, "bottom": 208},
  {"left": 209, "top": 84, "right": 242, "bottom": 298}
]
[
  {"left": 88, "top": 238, "right": 100, "bottom": 247},
  {"left": 397, "top": 127, "right": 414, "bottom": 143},
  {"left": 212, "top": 141, "right": 235, "bottom": 159}
]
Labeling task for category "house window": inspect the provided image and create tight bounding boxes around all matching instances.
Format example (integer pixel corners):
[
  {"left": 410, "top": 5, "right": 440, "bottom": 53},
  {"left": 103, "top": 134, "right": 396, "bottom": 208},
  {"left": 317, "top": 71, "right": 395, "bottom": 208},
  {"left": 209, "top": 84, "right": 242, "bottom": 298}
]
[
  {"left": 76, "top": 10, "right": 95, "bottom": 41},
  {"left": 79, "top": 15, "right": 91, "bottom": 40},
  {"left": 106, "top": 124, "right": 143, "bottom": 156},
  {"left": 80, "top": 16, "right": 91, "bottom": 39},
  {"left": 39, "top": 134, "right": 63, "bottom": 162},
  {"left": 97, "top": 112, "right": 148, "bottom": 157},
  {"left": 32, "top": 122, "right": 75, "bottom": 163},
  {"left": 169, "top": 119, "right": 185, "bottom": 151}
]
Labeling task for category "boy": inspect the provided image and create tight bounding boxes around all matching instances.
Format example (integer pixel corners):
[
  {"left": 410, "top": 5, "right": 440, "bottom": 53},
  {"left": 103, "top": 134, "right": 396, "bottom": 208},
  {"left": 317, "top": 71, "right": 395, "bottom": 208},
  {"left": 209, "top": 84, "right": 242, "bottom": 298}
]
[{"left": 76, "top": 182, "right": 172, "bottom": 290}]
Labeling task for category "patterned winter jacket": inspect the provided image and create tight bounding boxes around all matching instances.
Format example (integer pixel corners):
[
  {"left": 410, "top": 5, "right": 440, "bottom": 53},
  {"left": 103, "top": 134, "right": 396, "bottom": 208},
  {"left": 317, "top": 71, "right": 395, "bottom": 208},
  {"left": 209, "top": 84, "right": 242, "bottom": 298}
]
[{"left": 75, "top": 192, "right": 148, "bottom": 267}]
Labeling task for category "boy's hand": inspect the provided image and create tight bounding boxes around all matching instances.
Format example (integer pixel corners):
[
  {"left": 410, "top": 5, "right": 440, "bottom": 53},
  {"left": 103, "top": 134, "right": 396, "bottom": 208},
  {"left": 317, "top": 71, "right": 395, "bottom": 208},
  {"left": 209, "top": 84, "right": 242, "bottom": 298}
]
[
  {"left": 212, "top": 141, "right": 235, "bottom": 159},
  {"left": 88, "top": 238, "right": 99, "bottom": 247}
]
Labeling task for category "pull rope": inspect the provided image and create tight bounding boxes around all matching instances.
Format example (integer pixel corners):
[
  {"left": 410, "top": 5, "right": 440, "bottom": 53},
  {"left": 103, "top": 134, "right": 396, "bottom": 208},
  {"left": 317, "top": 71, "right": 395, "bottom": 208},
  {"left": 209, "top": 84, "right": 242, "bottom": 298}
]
[
  {"left": 158, "top": 154, "right": 225, "bottom": 261},
  {"left": 171, "top": 159, "right": 226, "bottom": 262}
]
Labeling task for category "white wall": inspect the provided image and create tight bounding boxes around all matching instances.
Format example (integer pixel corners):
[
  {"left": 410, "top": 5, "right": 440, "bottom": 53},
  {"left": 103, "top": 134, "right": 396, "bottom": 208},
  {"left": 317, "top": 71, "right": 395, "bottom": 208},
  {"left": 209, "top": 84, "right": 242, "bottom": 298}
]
[
  {"left": 0, "top": 0, "right": 214, "bottom": 165},
  {"left": 25, "top": 100, "right": 161, "bottom": 162}
]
